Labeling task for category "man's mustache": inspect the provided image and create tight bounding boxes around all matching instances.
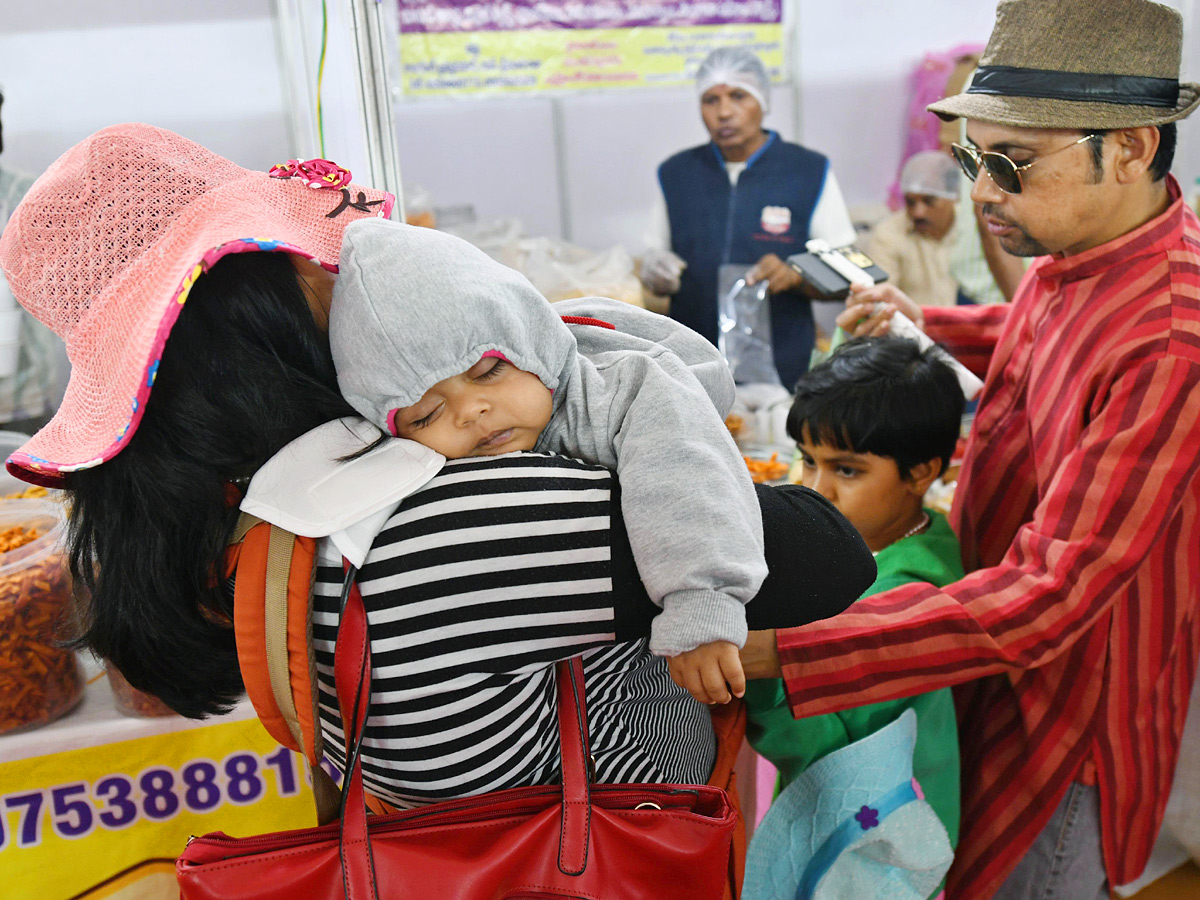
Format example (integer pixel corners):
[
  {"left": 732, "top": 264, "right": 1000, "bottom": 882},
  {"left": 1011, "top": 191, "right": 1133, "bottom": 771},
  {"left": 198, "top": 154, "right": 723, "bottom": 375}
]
[{"left": 981, "top": 204, "right": 1016, "bottom": 227}]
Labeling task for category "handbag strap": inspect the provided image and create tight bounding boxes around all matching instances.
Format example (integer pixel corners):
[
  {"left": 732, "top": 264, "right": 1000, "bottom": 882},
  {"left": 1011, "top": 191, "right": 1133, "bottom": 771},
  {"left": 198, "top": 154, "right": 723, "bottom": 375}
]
[
  {"left": 331, "top": 567, "right": 597, "bottom": 892},
  {"left": 334, "top": 565, "right": 381, "bottom": 900},
  {"left": 555, "top": 655, "right": 592, "bottom": 875}
]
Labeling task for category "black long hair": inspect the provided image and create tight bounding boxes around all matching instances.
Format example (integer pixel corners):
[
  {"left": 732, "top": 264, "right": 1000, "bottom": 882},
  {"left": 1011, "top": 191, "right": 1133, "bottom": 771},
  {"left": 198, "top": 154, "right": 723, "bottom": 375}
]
[{"left": 66, "top": 251, "right": 359, "bottom": 717}]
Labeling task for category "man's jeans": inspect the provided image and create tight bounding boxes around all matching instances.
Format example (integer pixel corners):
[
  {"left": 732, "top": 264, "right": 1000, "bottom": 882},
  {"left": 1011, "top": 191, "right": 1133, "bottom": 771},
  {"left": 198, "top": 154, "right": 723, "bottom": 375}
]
[{"left": 992, "top": 782, "right": 1108, "bottom": 900}]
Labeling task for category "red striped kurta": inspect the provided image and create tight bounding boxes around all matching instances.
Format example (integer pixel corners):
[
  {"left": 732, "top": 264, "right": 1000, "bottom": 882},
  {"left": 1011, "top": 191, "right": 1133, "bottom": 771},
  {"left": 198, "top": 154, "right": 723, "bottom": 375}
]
[{"left": 778, "top": 178, "right": 1200, "bottom": 899}]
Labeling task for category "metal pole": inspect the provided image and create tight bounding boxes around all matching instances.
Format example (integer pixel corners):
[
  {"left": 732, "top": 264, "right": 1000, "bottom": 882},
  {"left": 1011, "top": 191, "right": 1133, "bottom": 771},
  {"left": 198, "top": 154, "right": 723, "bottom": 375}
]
[
  {"left": 347, "top": 0, "right": 406, "bottom": 220},
  {"left": 551, "top": 96, "right": 573, "bottom": 242},
  {"left": 271, "top": 0, "right": 321, "bottom": 157}
]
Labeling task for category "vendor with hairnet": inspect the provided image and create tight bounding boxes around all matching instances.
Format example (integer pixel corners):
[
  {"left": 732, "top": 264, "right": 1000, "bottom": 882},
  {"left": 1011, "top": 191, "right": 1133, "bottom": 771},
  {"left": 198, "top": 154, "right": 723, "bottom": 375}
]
[
  {"left": 864, "top": 150, "right": 964, "bottom": 307},
  {"left": 640, "top": 47, "right": 856, "bottom": 389}
]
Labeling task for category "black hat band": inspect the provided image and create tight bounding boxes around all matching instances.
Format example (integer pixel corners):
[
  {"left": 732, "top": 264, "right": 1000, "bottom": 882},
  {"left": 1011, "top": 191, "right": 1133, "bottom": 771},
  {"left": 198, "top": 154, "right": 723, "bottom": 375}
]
[{"left": 968, "top": 65, "right": 1180, "bottom": 108}]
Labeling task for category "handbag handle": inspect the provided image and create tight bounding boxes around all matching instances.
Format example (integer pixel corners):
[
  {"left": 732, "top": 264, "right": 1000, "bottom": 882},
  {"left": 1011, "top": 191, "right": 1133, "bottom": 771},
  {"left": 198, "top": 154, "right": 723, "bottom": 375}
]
[
  {"left": 334, "top": 565, "right": 381, "bottom": 900},
  {"left": 555, "top": 654, "right": 592, "bottom": 876},
  {"left": 331, "top": 567, "right": 597, "bottom": 898}
]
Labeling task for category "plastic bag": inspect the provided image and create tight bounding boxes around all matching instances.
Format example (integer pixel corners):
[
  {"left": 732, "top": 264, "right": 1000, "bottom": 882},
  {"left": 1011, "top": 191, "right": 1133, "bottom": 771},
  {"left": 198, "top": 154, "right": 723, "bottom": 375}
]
[
  {"left": 718, "top": 265, "right": 781, "bottom": 387},
  {"left": 521, "top": 237, "right": 644, "bottom": 306},
  {"left": 729, "top": 382, "right": 793, "bottom": 449},
  {"left": 402, "top": 183, "right": 436, "bottom": 228},
  {"left": 444, "top": 221, "right": 644, "bottom": 306},
  {"left": 441, "top": 218, "right": 527, "bottom": 271}
]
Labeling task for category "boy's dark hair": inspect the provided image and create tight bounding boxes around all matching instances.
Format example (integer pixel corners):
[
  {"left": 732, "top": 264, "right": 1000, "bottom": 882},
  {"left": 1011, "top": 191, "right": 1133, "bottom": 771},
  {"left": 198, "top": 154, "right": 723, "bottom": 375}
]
[
  {"left": 66, "top": 251, "right": 360, "bottom": 718},
  {"left": 787, "top": 336, "right": 965, "bottom": 477}
]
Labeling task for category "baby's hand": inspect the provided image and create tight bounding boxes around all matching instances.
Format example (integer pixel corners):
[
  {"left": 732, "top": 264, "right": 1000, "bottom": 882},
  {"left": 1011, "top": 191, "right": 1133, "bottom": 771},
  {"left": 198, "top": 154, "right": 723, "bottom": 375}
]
[{"left": 666, "top": 641, "right": 746, "bottom": 705}]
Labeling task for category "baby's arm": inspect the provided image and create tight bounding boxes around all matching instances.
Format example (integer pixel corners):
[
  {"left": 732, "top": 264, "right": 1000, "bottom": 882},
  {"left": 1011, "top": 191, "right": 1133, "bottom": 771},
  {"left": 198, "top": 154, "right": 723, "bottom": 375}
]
[
  {"left": 599, "top": 351, "right": 765, "bottom": 662},
  {"left": 667, "top": 641, "right": 746, "bottom": 705}
]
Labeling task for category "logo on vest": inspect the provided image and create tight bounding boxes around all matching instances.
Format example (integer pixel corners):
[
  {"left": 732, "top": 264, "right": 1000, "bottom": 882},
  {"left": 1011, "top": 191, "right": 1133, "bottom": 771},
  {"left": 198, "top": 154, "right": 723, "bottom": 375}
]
[{"left": 760, "top": 206, "right": 791, "bottom": 235}]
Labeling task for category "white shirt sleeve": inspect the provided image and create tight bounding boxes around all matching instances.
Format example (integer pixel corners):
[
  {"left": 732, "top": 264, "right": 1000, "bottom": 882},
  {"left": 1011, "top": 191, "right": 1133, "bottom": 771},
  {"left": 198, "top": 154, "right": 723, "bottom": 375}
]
[
  {"left": 808, "top": 168, "right": 858, "bottom": 248},
  {"left": 644, "top": 190, "right": 671, "bottom": 253}
]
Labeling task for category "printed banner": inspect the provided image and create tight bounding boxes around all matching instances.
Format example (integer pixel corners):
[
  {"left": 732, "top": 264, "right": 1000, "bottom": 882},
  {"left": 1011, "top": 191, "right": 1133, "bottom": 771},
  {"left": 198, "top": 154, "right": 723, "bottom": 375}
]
[
  {"left": 0, "top": 716, "right": 315, "bottom": 899},
  {"left": 398, "top": 1, "right": 784, "bottom": 97}
]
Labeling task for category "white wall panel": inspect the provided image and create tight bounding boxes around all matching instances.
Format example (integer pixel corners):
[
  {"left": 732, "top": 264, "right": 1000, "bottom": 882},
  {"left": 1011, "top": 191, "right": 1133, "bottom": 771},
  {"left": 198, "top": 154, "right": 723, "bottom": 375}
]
[
  {"left": 0, "top": 10, "right": 286, "bottom": 176},
  {"left": 793, "top": 0, "right": 998, "bottom": 209},
  {"left": 394, "top": 97, "right": 562, "bottom": 239}
]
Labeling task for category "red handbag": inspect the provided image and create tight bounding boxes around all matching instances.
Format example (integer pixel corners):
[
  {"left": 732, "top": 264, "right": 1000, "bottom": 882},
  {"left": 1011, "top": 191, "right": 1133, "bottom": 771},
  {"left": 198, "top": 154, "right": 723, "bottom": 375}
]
[{"left": 177, "top": 569, "right": 737, "bottom": 899}]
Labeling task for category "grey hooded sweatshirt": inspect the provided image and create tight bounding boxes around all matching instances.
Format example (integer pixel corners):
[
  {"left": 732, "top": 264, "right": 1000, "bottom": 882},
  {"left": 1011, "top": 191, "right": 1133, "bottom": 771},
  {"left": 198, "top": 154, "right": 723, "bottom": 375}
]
[{"left": 330, "top": 218, "right": 764, "bottom": 655}]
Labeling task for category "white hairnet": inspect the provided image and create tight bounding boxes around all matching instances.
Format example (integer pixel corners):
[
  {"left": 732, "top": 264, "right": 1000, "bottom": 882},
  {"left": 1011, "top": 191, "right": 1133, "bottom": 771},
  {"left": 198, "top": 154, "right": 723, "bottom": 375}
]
[
  {"left": 899, "top": 151, "right": 961, "bottom": 200},
  {"left": 695, "top": 47, "right": 770, "bottom": 114}
]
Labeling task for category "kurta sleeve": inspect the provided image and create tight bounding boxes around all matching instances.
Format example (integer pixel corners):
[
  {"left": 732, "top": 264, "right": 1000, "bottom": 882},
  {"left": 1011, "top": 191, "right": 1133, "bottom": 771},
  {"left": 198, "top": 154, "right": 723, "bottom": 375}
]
[
  {"left": 778, "top": 354, "right": 1200, "bottom": 717},
  {"left": 922, "top": 303, "right": 1010, "bottom": 380}
]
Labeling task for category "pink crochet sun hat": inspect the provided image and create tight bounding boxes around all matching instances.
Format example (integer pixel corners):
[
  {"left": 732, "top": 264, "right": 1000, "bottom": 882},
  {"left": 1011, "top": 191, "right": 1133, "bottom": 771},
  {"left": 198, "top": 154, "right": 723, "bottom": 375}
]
[{"left": 0, "top": 123, "right": 394, "bottom": 487}]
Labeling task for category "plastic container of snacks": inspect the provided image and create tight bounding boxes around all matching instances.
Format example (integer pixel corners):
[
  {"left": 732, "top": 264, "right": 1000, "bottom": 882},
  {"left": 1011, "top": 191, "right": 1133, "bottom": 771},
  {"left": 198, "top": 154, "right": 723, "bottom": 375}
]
[
  {"left": 0, "top": 431, "right": 50, "bottom": 502},
  {"left": 0, "top": 500, "right": 83, "bottom": 735},
  {"left": 106, "top": 661, "right": 177, "bottom": 718}
]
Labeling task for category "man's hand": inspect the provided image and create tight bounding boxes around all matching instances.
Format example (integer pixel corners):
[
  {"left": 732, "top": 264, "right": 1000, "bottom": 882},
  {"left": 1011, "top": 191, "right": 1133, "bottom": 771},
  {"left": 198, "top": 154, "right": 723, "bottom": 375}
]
[
  {"left": 667, "top": 641, "right": 746, "bottom": 705},
  {"left": 739, "top": 629, "right": 782, "bottom": 679},
  {"left": 745, "top": 254, "right": 804, "bottom": 294},
  {"left": 836, "top": 282, "right": 924, "bottom": 337},
  {"left": 640, "top": 248, "right": 687, "bottom": 296}
]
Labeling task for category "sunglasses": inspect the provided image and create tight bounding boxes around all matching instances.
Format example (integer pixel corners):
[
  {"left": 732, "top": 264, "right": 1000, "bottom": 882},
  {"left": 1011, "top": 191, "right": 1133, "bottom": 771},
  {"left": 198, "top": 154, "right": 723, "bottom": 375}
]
[{"left": 950, "top": 133, "right": 1098, "bottom": 195}]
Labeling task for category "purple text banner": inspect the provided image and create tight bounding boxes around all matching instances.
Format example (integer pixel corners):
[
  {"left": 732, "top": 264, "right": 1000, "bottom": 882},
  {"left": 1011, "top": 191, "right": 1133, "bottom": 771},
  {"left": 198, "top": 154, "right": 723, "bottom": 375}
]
[{"left": 398, "top": 0, "right": 782, "bottom": 33}]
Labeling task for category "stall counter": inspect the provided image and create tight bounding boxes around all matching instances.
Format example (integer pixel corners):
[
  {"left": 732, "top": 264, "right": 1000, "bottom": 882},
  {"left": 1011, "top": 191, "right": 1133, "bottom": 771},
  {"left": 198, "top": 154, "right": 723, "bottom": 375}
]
[{"left": 0, "top": 664, "right": 317, "bottom": 900}]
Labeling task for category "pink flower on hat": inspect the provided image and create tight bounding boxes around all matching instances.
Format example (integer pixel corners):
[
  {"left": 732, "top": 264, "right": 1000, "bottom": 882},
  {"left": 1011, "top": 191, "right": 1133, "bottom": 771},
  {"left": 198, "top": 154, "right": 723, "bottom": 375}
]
[{"left": 269, "top": 158, "right": 352, "bottom": 191}]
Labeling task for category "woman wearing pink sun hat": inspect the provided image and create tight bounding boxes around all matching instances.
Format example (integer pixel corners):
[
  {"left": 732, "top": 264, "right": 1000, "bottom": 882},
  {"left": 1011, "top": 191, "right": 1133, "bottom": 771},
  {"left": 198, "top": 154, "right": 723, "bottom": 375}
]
[{"left": 0, "top": 124, "right": 873, "bottom": 826}]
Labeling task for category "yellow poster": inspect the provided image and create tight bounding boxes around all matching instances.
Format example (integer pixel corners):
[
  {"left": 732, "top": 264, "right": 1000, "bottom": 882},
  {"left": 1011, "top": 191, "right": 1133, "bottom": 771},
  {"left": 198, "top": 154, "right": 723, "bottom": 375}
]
[
  {"left": 0, "top": 716, "right": 315, "bottom": 899},
  {"left": 398, "top": 1, "right": 784, "bottom": 97}
]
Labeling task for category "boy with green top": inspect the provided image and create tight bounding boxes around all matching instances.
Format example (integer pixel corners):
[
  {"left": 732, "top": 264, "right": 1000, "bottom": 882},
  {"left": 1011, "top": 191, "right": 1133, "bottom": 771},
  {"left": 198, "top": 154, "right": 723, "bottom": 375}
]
[{"left": 745, "top": 335, "right": 965, "bottom": 856}]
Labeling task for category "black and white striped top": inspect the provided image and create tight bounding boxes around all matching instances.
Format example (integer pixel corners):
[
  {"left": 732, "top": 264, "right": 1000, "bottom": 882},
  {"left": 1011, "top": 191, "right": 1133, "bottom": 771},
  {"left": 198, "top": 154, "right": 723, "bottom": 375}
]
[{"left": 312, "top": 453, "right": 715, "bottom": 808}]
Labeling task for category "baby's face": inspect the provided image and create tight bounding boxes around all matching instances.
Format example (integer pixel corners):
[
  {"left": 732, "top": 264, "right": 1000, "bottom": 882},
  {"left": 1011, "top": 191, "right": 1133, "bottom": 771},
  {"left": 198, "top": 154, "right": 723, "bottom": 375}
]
[{"left": 390, "top": 356, "right": 553, "bottom": 459}]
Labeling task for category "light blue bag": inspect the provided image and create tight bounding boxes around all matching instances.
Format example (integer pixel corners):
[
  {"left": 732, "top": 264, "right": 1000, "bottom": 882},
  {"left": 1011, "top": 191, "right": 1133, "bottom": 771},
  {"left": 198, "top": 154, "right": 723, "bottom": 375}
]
[{"left": 743, "top": 710, "right": 954, "bottom": 900}]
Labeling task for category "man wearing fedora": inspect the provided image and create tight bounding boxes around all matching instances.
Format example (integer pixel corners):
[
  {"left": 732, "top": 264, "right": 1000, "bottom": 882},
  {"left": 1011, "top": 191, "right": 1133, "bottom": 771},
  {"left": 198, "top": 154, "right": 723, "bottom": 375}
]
[{"left": 740, "top": 1, "right": 1200, "bottom": 898}]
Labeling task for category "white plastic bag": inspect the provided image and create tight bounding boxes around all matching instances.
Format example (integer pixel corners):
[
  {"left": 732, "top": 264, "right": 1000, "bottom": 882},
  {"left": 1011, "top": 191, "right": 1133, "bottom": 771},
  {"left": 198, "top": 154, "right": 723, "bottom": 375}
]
[
  {"left": 521, "top": 237, "right": 644, "bottom": 306},
  {"left": 441, "top": 218, "right": 527, "bottom": 271},
  {"left": 443, "top": 222, "right": 643, "bottom": 306},
  {"left": 718, "top": 265, "right": 781, "bottom": 388}
]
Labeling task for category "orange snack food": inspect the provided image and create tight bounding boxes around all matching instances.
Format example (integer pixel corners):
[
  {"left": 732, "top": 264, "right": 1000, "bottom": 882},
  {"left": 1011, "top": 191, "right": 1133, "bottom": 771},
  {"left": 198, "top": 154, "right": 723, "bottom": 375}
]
[
  {"left": 0, "top": 515, "right": 83, "bottom": 735},
  {"left": 3, "top": 484, "right": 49, "bottom": 500},
  {"left": 107, "top": 662, "right": 177, "bottom": 718},
  {"left": 743, "top": 452, "right": 790, "bottom": 484}
]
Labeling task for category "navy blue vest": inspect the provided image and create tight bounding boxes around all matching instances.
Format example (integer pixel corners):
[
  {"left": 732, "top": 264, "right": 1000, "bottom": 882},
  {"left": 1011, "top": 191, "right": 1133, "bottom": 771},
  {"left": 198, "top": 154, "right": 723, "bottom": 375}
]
[{"left": 658, "top": 132, "right": 828, "bottom": 388}]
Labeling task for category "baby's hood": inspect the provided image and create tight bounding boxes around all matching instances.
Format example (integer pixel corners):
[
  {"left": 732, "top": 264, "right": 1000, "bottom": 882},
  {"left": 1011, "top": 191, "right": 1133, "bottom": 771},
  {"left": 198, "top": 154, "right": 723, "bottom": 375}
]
[{"left": 329, "top": 218, "right": 576, "bottom": 431}]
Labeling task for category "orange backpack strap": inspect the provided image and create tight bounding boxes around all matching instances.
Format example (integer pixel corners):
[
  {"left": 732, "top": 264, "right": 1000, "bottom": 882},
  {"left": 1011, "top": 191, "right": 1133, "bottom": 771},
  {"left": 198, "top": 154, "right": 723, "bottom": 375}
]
[
  {"left": 709, "top": 699, "right": 748, "bottom": 900},
  {"left": 231, "top": 512, "right": 343, "bottom": 825},
  {"left": 231, "top": 513, "right": 323, "bottom": 768}
]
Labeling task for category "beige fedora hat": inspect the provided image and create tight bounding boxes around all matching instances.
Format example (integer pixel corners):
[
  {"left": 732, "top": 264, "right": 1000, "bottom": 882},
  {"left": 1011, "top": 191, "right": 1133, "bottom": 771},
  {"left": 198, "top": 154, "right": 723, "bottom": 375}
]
[{"left": 928, "top": 0, "right": 1199, "bottom": 129}]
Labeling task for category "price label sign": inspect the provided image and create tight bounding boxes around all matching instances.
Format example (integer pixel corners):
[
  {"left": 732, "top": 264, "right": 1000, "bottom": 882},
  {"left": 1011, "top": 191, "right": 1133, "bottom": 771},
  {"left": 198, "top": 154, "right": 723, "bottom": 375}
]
[{"left": 0, "top": 716, "right": 316, "bottom": 898}]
